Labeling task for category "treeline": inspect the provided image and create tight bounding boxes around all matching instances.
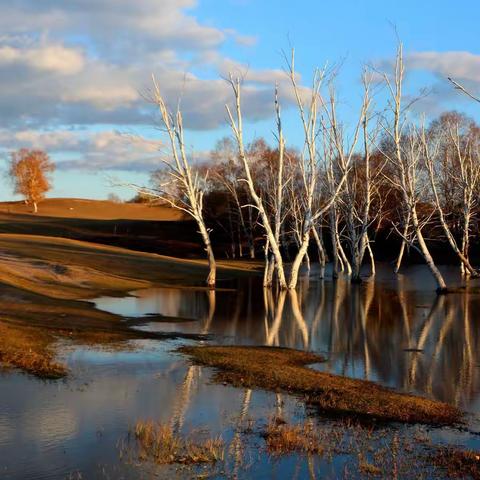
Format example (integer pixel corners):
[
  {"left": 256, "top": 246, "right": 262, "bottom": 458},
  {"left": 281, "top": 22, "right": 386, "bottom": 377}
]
[{"left": 138, "top": 46, "right": 480, "bottom": 292}]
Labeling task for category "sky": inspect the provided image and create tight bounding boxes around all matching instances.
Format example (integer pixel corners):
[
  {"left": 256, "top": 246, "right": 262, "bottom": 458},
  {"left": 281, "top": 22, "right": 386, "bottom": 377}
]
[{"left": 0, "top": 0, "right": 479, "bottom": 200}]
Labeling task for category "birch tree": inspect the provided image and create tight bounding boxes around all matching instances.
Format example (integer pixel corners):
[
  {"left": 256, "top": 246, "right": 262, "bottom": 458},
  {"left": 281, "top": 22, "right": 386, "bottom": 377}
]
[
  {"left": 381, "top": 44, "right": 447, "bottom": 292},
  {"left": 337, "top": 74, "right": 378, "bottom": 282},
  {"left": 143, "top": 76, "right": 217, "bottom": 287},
  {"left": 421, "top": 118, "right": 479, "bottom": 277},
  {"left": 9, "top": 148, "right": 54, "bottom": 213},
  {"left": 284, "top": 55, "right": 326, "bottom": 289},
  {"left": 226, "top": 77, "right": 289, "bottom": 289},
  {"left": 263, "top": 86, "right": 291, "bottom": 286},
  {"left": 285, "top": 52, "right": 368, "bottom": 288}
]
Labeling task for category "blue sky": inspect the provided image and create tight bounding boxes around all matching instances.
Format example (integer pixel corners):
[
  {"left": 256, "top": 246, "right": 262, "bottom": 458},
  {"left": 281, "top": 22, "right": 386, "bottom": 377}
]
[{"left": 0, "top": 0, "right": 479, "bottom": 200}]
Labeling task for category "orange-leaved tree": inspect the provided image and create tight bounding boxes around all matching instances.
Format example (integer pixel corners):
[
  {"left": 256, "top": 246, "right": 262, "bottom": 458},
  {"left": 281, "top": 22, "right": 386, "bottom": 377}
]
[{"left": 9, "top": 148, "right": 55, "bottom": 213}]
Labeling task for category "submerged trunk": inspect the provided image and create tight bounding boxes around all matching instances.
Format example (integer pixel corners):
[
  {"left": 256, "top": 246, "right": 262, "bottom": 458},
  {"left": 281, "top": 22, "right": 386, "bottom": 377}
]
[
  {"left": 461, "top": 211, "right": 471, "bottom": 276},
  {"left": 305, "top": 252, "right": 311, "bottom": 272},
  {"left": 367, "top": 241, "right": 376, "bottom": 277},
  {"left": 394, "top": 210, "right": 410, "bottom": 274},
  {"left": 263, "top": 241, "right": 275, "bottom": 288},
  {"left": 312, "top": 226, "right": 326, "bottom": 279},
  {"left": 461, "top": 208, "right": 475, "bottom": 277},
  {"left": 351, "top": 232, "right": 370, "bottom": 283},
  {"left": 329, "top": 208, "right": 340, "bottom": 279},
  {"left": 411, "top": 209, "right": 447, "bottom": 293},
  {"left": 337, "top": 237, "right": 351, "bottom": 275},
  {"left": 205, "top": 244, "right": 216, "bottom": 288},
  {"left": 198, "top": 220, "right": 216, "bottom": 288},
  {"left": 288, "top": 227, "right": 311, "bottom": 289},
  {"left": 247, "top": 207, "right": 255, "bottom": 259}
]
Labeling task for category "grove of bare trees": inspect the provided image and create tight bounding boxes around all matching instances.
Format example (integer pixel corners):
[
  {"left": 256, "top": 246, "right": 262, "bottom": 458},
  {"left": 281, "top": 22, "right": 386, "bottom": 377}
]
[{"left": 142, "top": 45, "right": 480, "bottom": 292}]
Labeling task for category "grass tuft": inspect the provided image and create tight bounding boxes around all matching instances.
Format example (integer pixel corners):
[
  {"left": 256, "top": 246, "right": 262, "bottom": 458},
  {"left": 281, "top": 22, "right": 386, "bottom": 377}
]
[
  {"left": 134, "top": 420, "right": 224, "bottom": 465},
  {"left": 0, "top": 323, "right": 66, "bottom": 378},
  {"left": 263, "top": 418, "right": 326, "bottom": 455},
  {"left": 430, "top": 446, "right": 480, "bottom": 479}
]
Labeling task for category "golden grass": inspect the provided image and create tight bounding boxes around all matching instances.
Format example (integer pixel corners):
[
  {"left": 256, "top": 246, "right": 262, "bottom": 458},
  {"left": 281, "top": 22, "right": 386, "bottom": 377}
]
[
  {"left": 263, "top": 418, "right": 326, "bottom": 455},
  {"left": 178, "top": 345, "right": 461, "bottom": 425},
  {"left": 358, "top": 460, "right": 383, "bottom": 476},
  {"left": 0, "top": 322, "right": 66, "bottom": 378},
  {"left": 430, "top": 446, "right": 480, "bottom": 479},
  {"left": 127, "top": 416, "right": 479, "bottom": 478},
  {"left": 0, "top": 231, "right": 254, "bottom": 379},
  {"left": 0, "top": 276, "right": 206, "bottom": 379},
  {"left": 0, "top": 234, "right": 259, "bottom": 300},
  {"left": 134, "top": 421, "right": 224, "bottom": 465},
  {"left": 0, "top": 198, "right": 186, "bottom": 221}
]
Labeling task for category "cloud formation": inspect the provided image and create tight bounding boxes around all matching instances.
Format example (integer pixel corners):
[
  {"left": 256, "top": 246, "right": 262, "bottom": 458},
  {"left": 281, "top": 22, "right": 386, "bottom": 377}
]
[
  {"left": 0, "top": 1, "right": 293, "bottom": 131},
  {"left": 0, "top": 0, "right": 303, "bottom": 173},
  {"left": 376, "top": 50, "right": 480, "bottom": 117},
  {"left": 407, "top": 51, "right": 480, "bottom": 84}
]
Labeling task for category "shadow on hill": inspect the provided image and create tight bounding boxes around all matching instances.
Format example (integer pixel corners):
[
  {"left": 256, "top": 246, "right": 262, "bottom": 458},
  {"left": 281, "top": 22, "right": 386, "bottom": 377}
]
[{"left": 0, "top": 212, "right": 204, "bottom": 257}]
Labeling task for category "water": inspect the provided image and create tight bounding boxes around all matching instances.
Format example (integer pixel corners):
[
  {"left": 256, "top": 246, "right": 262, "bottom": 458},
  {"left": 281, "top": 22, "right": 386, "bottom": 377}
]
[
  {"left": 96, "top": 264, "right": 480, "bottom": 409},
  {"left": 1, "top": 263, "right": 480, "bottom": 478}
]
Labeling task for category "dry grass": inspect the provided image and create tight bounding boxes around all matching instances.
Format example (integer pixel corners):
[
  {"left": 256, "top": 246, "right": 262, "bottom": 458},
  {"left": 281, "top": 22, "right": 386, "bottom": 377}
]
[
  {"left": 125, "top": 416, "right": 478, "bottom": 479},
  {"left": 179, "top": 345, "right": 461, "bottom": 425},
  {"left": 0, "top": 229, "right": 253, "bottom": 379},
  {"left": 430, "top": 446, "right": 480, "bottom": 479},
  {"left": 263, "top": 417, "right": 326, "bottom": 455},
  {"left": 358, "top": 461, "right": 382, "bottom": 476},
  {"left": 261, "top": 418, "right": 476, "bottom": 478},
  {"left": 0, "top": 234, "right": 258, "bottom": 300},
  {"left": 0, "top": 198, "right": 186, "bottom": 221},
  {"left": 133, "top": 421, "right": 224, "bottom": 465},
  {"left": 261, "top": 418, "right": 434, "bottom": 477},
  {"left": 0, "top": 322, "right": 66, "bottom": 378},
  {"left": 0, "top": 279, "right": 207, "bottom": 379}
]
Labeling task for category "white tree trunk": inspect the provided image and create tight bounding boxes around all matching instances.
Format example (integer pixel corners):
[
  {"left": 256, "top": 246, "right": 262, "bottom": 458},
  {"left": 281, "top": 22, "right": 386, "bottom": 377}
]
[
  {"left": 312, "top": 226, "right": 326, "bottom": 279},
  {"left": 226, "top": 78, "right": 288, "bottom": 289},
  {"left": 198, "top": 220, "right": 216, "bottom": 288},
  {"left": 394, "top": 210, "right": 410, "bottom": 273},
  {"left": 288, "top": 227, "right": 311, "bottom": 289},
  {"left": 329, "top": 207, "right": 340, "bottom": 279},
  {"left": 367, "top": 241, "right": 375, "bottom": 277},
  {"left": 411, "top": 208, "right": 447, "bottom": 293}
]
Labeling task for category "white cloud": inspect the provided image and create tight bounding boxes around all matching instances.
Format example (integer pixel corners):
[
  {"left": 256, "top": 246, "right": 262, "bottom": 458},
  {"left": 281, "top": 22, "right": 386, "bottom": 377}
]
[
  {"left": 407, "top": 51, "right": 480, "bottom": 83},
  {"left": 13, "top": 130, "right": 81, "bottom": 150},
  {"left": 0, "top": 44, "right": 85, "bottom": 75},
  {"left": 29, "top": 44, "right": 85, "bottom": 74},
  {"left": 0, "top": 1, "right": 293, "bottom": 132},
  {"left": 0, "top": 0, "right": 305, "bottom": 173},
  {"left": 0, "top": 128, "right": 162, "bottom": 171}
]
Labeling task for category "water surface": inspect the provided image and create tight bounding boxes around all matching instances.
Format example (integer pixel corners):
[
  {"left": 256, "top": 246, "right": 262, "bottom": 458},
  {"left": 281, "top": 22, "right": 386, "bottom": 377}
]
[{"left": 1, "top": 263, "right": 480, "bottom": 478}]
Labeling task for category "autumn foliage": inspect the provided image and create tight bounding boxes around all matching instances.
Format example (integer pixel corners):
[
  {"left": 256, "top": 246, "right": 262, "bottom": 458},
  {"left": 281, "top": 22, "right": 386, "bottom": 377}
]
[{"left": 9, "top": 148, "right": 55, "bottom": 213}]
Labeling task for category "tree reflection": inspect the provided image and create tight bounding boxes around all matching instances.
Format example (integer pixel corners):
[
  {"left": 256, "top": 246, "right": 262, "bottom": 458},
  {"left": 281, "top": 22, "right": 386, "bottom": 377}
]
[
  {"left": 139, "top": 267, "right": 480, "bottom": 410},
  {"left": 255, "top": 272, "right": 479, "bottom": 408}
]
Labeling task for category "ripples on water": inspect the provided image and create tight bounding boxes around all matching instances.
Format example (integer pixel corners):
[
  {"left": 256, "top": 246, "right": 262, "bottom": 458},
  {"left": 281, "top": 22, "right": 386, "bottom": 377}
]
[{"left": 1, "top": 263, "right": 480, "bottom": 478}]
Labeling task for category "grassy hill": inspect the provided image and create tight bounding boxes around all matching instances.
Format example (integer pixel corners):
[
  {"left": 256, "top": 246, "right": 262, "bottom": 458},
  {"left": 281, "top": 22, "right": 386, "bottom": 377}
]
[
  {"left": 0, "top": 198, "right": 185, "bottom": 220},
  {"left": 0, "top": 198, "right": 206, "bottom": 257}
]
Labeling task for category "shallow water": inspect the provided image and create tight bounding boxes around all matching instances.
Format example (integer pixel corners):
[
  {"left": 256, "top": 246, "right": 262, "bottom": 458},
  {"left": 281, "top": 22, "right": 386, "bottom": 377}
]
[
  {"left": 1, "top": 263, "right": 480, "bottom": 478},
  {"left": 96, "top": 263, "right": 480, "bottom": 410}
]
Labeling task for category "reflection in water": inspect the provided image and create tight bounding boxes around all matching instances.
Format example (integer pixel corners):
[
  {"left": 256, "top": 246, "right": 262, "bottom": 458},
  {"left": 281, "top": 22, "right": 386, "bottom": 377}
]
[
  {"left": 0, "top": 342, "right": 305, "bottom": 479},
  {"left": 95, "top": 264, "right": 480, "bottom": 411},
  {"left": 2, "top": 264, "right": 480, "bottom": 478},
  {"left": 171, "top": 364, "right": 201, "bottom": 433}
]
